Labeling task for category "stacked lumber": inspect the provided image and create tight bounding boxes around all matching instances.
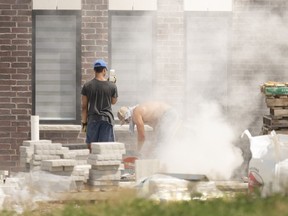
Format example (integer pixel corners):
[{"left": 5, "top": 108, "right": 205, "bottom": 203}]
[{"left": 261, "top": 81, "right": 288, "bottom": 134}]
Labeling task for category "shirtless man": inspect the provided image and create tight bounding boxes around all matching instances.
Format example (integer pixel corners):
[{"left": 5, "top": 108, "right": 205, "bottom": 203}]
[{"left": 117, "top": 101, "right": 179, "bottom": 152}]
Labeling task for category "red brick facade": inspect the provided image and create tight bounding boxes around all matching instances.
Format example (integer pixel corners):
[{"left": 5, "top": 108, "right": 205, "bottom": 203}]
[{"left": 0, "top": 0, "right": 32, "bottom": 170}]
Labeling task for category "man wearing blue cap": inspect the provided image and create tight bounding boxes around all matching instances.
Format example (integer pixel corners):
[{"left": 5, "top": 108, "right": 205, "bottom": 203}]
[{"left": 81, "top": 59, "right": 118, "bottom": 152}]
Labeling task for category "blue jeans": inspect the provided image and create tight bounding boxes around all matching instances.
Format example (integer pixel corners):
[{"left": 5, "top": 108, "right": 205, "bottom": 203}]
[{"left": 86, "top": 120, "right": 115, "bottom": 144}]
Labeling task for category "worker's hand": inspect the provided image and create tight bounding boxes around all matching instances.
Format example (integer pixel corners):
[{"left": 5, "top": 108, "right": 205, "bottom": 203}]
[
  {"left": 109, "top": 75, "right": 117, "bottom": 83},
  {"left": 81, "top": 122, "right": 87, "bottom": 133}
]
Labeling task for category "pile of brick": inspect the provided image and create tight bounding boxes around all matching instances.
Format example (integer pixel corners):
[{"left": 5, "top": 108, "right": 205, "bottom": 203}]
[
  {"left": 87, "top": 142, "right": 125, "bottom": 189},
  {"left": 19, "top": 140, "right": 91, "bottom": 189},
  {"left": 261, "top": 81, "right": 288, "bottom": 134}
]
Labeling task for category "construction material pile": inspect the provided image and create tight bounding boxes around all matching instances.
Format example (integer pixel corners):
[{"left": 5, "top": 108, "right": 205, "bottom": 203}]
[
  {"left": 20, "top": 140, "right": 125, "bottom": 191},
  {"left": 87, "top": 142, "right": 125, "bottom": 189},
  {"left": 261, "top": 81, "right": 288, "bottom": 134}
]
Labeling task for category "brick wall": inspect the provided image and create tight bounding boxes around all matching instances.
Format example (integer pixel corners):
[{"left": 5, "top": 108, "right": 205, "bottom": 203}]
[
  {"left": 0, "top": 0, "right": 32, "bottom": 171},
  {"left": 229, "top": 0, "right": 288, "bottom": 135},
  {"left": 81, "top": 0, "right": 109, "bottom": 84},
  {"left": 155, "top": 0, "right": 185, "bottom": 113},
  {"left": 0, "top": 0, "right": 111, "bottom": 171}
]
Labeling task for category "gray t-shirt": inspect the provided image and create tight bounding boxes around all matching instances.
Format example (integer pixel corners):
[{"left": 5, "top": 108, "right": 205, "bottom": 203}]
[{"left": 81, "top": 78, "right": 118, "bottom": 124}]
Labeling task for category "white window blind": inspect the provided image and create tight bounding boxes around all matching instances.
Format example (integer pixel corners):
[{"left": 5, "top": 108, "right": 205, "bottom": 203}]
[
  {"left": 110, "top": 12, "right": 154, "bottom": 113},
  {"left": 34, "top": 14, "right": 78, "bottom": 121},
  {"left": 186, "top": 12, "right": 231, "bottom": 107}
]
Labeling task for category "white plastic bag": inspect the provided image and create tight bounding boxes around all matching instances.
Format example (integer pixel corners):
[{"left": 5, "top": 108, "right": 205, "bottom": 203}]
[{"left": 242, "top": 130, "right": 288, "bottom": 196}]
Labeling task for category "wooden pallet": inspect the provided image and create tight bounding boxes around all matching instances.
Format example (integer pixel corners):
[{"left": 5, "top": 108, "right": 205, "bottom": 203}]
[
  {"left": 263, "top": 115, "right": 288, "bottom": 128},
  {"left": 270, "top": 108, "right": 288, "bottom": 117},
  {"left": 262, "top": 126, "right": 288, "bottom": 135},
  {"left": 265, "top": 98, "right": 288, "bottom": 108}
]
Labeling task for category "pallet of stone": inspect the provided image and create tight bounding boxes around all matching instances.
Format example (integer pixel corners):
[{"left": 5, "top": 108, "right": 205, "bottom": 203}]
[
  {"left": 87, "top": 142, "right": 125, "bottom": 188},
  {"left": 31, "top": 143, "right": 70, "bottom": 171},
  {"left": 41, "top": 159, "right": 76, "bottom": 176},
  {"left": 20, "top": 140, "right": 53, "bottom": 169}
]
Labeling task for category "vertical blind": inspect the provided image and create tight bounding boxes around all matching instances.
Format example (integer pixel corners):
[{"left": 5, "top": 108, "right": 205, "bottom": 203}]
[
  {"left": 110, "top": 12, "right": 154, "bottom": 114},
  {"left": 35, "top": 14, "right": 77, "bottom": 121},
  {"left": 186, "top": 12, "right": 231, "bottom": 106}
]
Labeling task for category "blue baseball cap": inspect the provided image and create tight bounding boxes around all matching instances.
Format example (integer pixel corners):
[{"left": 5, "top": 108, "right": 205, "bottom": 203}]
[{"left": 93, "top": 59, "right": 107, "bottom": 68}]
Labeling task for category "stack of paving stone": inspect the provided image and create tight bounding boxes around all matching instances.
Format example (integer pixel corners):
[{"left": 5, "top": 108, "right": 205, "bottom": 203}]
[
  {"left": 20, "top": 140, "right": 55, "bottom": 171},
  {"left": 71, "top": 149, "right": 90, "bottom": 165},
  {"left": 32, "top": 143, "right": 67, "bottom": 171},
  {"left": 261, "top": 81, "right": 288, "bottom": 134},
  {"left": 19, "top": 140, "right": 91, "bottom": 190},
  {"left": 87, "top": 142, "right": 126, "bottom": 189},
  {"left": 41, "top": 159, "right": 76, "bottom": 175}
]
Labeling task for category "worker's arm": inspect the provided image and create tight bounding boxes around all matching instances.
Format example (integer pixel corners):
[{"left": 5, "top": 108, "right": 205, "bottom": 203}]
[
  {"left": 133, "top": 110, "right": 145, "bottom": 151},
  {"left": 81, "top": 95, "right": 88, "bottom": 131}
]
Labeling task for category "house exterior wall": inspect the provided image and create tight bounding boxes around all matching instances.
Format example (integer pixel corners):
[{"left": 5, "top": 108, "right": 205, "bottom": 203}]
[
  {"left": 155, "top": 0, "right": 185, "bottom": 112},
  {"left": 229, "top": 0, "right": 288, "bottom": 136},
  {"left": 0, "top": 0, "right": 33, "bottom": 170},
  {"left": 1, "top": 0, "right": 288, "bottom": 170}
]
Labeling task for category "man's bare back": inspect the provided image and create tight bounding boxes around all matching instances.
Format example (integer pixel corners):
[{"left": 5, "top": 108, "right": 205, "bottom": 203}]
[
  {"left": 133, "top": 101, "right": 171, "bottom": 128},
  {"left": 117, "top": 101, "right": 177, "bottom": 153}
]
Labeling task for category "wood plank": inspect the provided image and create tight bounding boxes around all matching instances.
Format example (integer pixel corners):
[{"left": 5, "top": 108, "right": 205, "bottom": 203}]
[
  {"left": 270, "top": 108, "right": 288, "bottom": 117},
  {"left": 266, "top": 98, "right": 288, "bottom": 107},
  {"left": 263, "top": 115, "right": 288, "bottom": 127},
  {"left": 262, "top": 126, "right": 288, "bottom": 135}
]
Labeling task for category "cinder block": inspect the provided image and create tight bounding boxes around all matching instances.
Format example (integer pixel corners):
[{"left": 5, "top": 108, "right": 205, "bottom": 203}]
[
  {"left": 48, "top": 171, "right": 73, "bottom": 176},
  {"left": 87, "top": 159, "right": 121, "bottom": 166},
  {"left": 22, "top": 140, "right": 52, "bottom": 147},
  {"left": 41, "top": 166, "right": 63, "bottom": 172},
  {"left": 63, "top": 166, "right": 74, "bottom": 172},
  {"left": 33, "top": 155, "right": 61, "bottom": 161},
  {"left": 41, "top": 159, "right": 76, "bottom": 167},
  {"left": 70, "top": 149, "right": 90, "bottom": 156},
  {"left": 88, "top": 153, "right": 122, "bottom": 161},
  {"left": 91, "top": 142, "right": 125, "bottom": 154},
  {"left": 34, "top": 143, "right": 62, "bottom": 151},
  {"left": 74, "top": 160, "right": 88, "bottom": 165},
  {"left": 89, "top": 169, "right": 121, "bottom": 181},
  {"left": 91, "top": 165, "right": 120, "bottom": 171},
  {"left": 61, "top": 151, "right": 76, "bottom": 159}
]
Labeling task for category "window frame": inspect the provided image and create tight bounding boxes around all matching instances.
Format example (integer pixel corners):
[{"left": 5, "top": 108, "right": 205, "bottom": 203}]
[{"left": 32, "top": 10, "right": 82, "bottom": 125}]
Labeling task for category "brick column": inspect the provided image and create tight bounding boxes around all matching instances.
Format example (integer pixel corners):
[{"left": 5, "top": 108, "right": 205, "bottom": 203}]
[
  {"left": 81, "top": 0, "right": 109, "bottom": 84},
  {"left": 0, "top": 0, "right": 32, "bottom": 170},
  {"left": 155, "top": 0, "right": 185, "bottom": 111}
]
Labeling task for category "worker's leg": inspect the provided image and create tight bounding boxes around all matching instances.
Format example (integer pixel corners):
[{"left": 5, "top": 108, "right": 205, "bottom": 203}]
[
  {"left": 86, "top": 120, "right": 101, "bottom": 152},
  {"left": 98, "top": 121, "right": 115, "bottom": 142}
]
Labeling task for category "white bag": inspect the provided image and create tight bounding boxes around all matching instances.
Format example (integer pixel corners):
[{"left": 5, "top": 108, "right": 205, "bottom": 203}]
[{"left": 242, "top": 130, "right": 288, "bottom": 196}]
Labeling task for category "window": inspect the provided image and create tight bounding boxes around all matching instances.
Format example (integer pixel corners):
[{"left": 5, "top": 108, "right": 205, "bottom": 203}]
[
  {"left": 185, "top": 12, "right": 231, "bottom": 112},
  {"left": 32, "top": 10, "right": 81, "bottom": 124},
  {"left": 109, "top": 11, "right": 155, "bottom": 113}
]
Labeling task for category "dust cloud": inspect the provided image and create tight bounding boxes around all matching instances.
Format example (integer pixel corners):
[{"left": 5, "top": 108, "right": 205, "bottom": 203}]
[{"left": 143, "top": 6, "right": 288, "bottom": 180}]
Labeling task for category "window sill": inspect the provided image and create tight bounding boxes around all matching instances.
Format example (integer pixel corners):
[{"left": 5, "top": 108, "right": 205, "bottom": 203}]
[{"left": 39, "top": 124, "right": 153, "bottom": 131}]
